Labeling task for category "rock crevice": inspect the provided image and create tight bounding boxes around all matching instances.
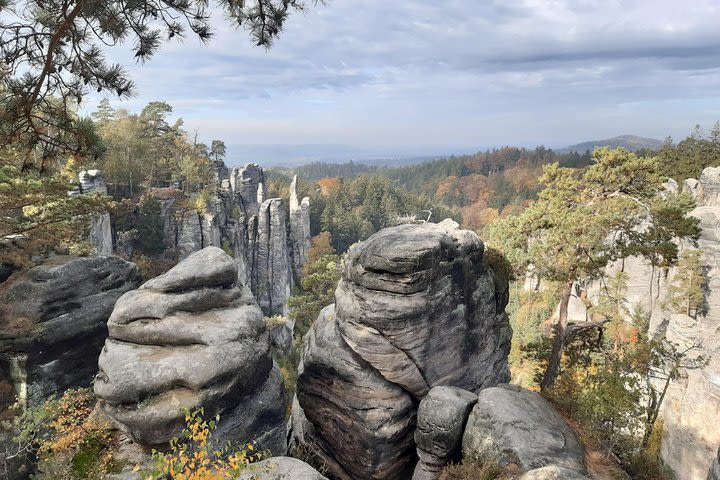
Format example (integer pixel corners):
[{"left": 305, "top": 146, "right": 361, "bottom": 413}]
[{"left": 293, "top": 220, "right": 512, "bottom": 480}]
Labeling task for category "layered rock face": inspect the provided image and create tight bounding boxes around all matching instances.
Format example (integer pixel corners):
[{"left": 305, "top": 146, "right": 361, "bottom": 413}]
[
  {"left": 655, "top": 201, "right": 720, "bottom": 480},
  {"left": 94, "top": 247, "right": 286, "bottom": 453},
  {"left": 140, "top": 163, "right": 308, "bottom": 316},
  {"left": 69, "top": 169, "right": 113, "bottom": 256},
  {"left": 0, "top": 256, "right": 140, "bottom": 407},
  {"left": 293, "top": 220, "right": 512, "bottom": 480},
  {"left": 254, "top": 198, "right": 293, "bottom": 316},
  {"left": 289, "top": 175, "right": 312, "bottom": 275}
]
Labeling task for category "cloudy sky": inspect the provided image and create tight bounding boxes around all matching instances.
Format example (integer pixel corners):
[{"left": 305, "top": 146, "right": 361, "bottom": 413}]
[{"left": 86, "top": 0, "right": 720, "bottom": 163}]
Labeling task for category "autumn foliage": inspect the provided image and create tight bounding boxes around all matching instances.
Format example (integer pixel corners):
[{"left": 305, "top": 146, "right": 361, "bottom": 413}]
[{"left": 142, "top": 408, "right": 265, "bottom": 480}]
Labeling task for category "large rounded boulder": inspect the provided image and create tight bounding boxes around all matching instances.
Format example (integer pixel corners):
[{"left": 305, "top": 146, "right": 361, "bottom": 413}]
[
  {"left": 94, "top": 247, "right": 285, "bottom": 454},
  {"left": 462, "top": 384, "right": 586, "bottom": 475}
]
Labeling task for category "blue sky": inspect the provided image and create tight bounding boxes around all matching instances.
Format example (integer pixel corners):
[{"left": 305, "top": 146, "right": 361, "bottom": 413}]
[{"left": 85, "top": 0, "right": 720, "bottom": 162}]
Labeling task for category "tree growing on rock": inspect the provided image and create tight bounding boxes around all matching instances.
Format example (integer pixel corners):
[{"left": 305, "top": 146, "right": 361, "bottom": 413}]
[
  {"left": 643, "top": 339, "right": 708, "bottom": 448},
  {"left": 489, "top": 147, "right": 700, "bottom": 391},
  {"left": 664, "top": 249, "right": 707, "bottom": 319}
]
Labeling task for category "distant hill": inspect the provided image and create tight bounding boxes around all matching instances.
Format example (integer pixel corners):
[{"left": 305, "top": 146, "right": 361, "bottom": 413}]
[
  {"left": 225, "top": 144, "right": 480, "bottom": 168},
  {"left": 558, "top": 135, "right": 663, "bottom": 153}
]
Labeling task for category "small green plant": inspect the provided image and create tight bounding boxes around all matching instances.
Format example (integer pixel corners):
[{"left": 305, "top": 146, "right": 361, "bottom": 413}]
[{"left": 221, "top": 239, "right": 234, "bottom": 257}]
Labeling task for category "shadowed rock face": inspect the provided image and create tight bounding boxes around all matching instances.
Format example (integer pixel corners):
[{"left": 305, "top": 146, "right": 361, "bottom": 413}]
[
  {"left": 413, "top": 386, "right": 478, "bottom": 480},
  {"left": 94, "top": 247, "right": 286, "bottom": 454},
  {"left": 294, "top": 220, "right": 512, "bottom": 480},
  {"left": 0, "top": 256, "right": 141, "bottom": 407},
  {"left": 709, "top": 448, "right": 720, "bottom": 480}
]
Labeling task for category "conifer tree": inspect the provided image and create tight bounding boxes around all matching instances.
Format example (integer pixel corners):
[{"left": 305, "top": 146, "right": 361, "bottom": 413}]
[
  {"left": 664, "top": 249, "right": 706, "bottom": 318},
  {"left": 489, "top": 147, "right": 700, "bottom": 391}
]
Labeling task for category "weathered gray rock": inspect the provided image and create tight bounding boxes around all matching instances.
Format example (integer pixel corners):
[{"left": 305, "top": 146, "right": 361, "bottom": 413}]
[
  {"left": 237, "top": 457, "right": 328, "bottom": 480},
  {"left": 230, "top": 164, "right": 267, "bottom": 217},
  {"left": 294, "top": 220, "right": 512, "bottom": 480},
  {"left": 90, "top": 212, "right": 113, "bottom": 256},
  {"left": 177, "top": 210, "right": 203, "bottom": 260},
  {"left": 654, "top": 204, "right": 720, "bottom": 480},
  {"left": 72, "top": 170, "right": 113, "bottom": 256},
  {"left": 556, "top": 167, "right": 720, "bottom": 480},
  {"left": 159, "top": 198, "right": 178, "bottom": 250},
  {"left": 289, "top": 175, "right": 312, "bottom": 276},
  {"left": 709, "top": 447, "right": 720, "bottom": 480},
  {"left": 699, "top": 167, "right": 720, "bottom": 207},
  {"left": 664, "top": 178, "right": 680, "bottom": 195},
  {"left": 0, "top": 256, "right": 141, "bottom": 407},
  {"left": 462, "top": 384, "right": 586, "bottom": 474},
  {"left": 335, "top": 219, "right": 511, "bottom": 397},
  {"left": 518, "top": 466, "right": 590, "bottom": 480},
  {"left": 295, "top": 305, "right": 416, "bottom": 480},
  {"left": 268, "top": 318, "right": 295, "bottom": 352},
  {"left": 113, "top": 162, "right": 307, "bottom": 318},
  {"left": 78, "top": 169, "right": 107, "bottom": 194},
  {"left": 256, "top": 198, "right": 293, "bottom": 316},
  {"left": 95, "top": 247, "right": 286, "bottom": 453},
  {"left": 684, "top": 178, "right": 702, "bottom": 202},
  {"left": 412, "top": 386, "right": 478, "bottom": 480}
]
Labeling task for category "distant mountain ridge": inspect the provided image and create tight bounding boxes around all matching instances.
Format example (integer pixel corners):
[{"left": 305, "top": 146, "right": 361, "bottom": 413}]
[{"left": 559, "top": 135, "right": 662, "bottom": 153}]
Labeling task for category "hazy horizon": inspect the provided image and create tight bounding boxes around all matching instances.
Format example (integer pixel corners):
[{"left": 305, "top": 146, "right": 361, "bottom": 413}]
[{"left": 83, "top": 0, "right": 720, "bottom": 154}]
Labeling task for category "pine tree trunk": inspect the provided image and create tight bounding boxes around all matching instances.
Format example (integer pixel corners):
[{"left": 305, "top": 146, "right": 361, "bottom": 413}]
[
  {"left": 541, "top": 279, "right": 574, "bottom": 392},
  {"left": 642, "top": 375, "right": 672, "bottom": 448}
]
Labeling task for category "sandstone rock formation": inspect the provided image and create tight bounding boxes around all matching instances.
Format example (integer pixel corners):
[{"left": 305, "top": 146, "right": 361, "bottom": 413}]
[
  {"left": 0, "top": 256, "right": 140, "bottom": 407},
  {"left": 579, "top": 167, "right": 720, "bottom": 480},
  {"left": 255, "top": 198, "right": 292, "bottom": 316},
  {"left": 289, "top": 175, "right": 312, "bottom": 275},
  {"left": 135, "top": 162, "right": 308, "bottom": 316},
  {"left": 237, "top": 457, "right": 328, "bottom": 480},
  {"left": 70, "top": 169, "right": 113, "bottom": 255},
  {"left": 293, "top": 220, "right": 512, "bottom": 480},
  {"left": 655, "top": 200, "right": 720, "bottom": 480},
  {"left": 699, "top": 167, "right": 720, "bottom": 206},
  {"left": 413, "top": 386, "right": 478, "bottom": 480},
  {"left": 462, "top": 384, "right": 586, "bottom": 475},
  {"left": 94, "top": 247, "right": 286, "bottom": 454}
]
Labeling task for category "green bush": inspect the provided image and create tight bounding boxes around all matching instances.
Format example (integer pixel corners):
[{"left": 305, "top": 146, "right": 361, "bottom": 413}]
[{"left": 137, "top": 195, "right": 164, "bottom": 254}]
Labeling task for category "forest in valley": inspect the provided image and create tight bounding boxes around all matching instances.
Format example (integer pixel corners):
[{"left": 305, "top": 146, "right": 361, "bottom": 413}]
[{"left": 3, "top": 83, "right": 720, "bottom": 479}]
